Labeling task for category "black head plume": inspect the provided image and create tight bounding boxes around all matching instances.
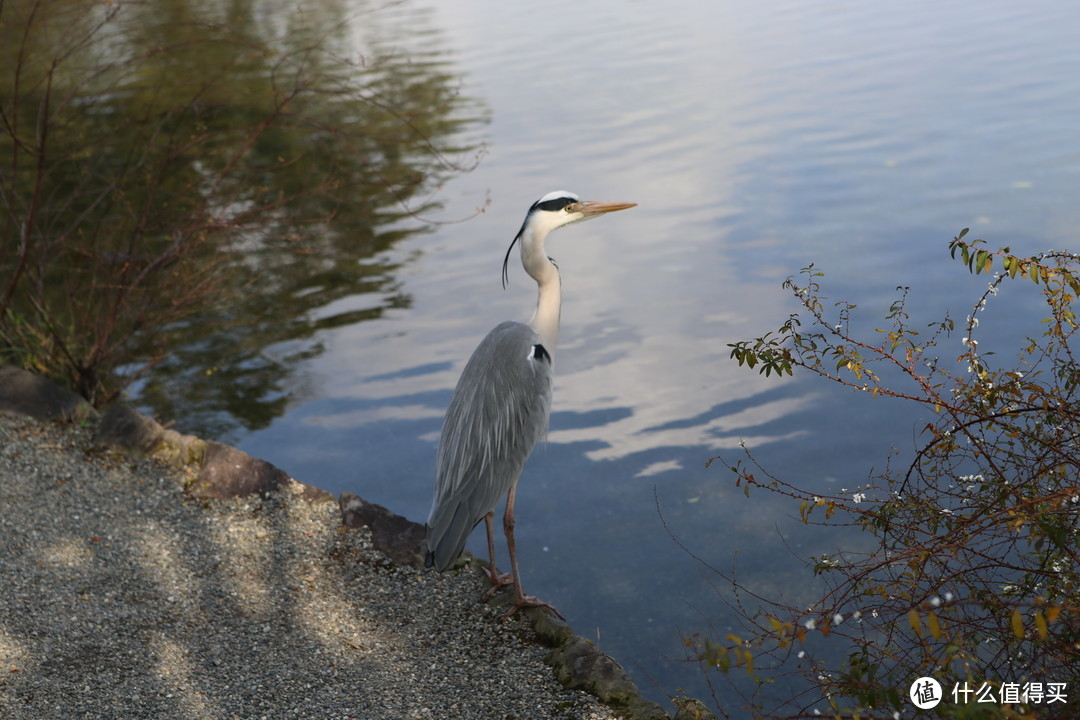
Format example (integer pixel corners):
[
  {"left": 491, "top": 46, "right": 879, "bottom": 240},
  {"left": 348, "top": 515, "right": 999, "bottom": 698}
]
[{"left": 500, "top": 191, "right": 579, "bottom": 289}]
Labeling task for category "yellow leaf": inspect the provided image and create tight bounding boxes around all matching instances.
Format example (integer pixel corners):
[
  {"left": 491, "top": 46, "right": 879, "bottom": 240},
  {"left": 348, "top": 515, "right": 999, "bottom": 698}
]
[
  {"left": 1011, "top": 608, "right": 1025, "bottom": 639},
  {"left": 927, "top": 612, "right": 943, "bottom": 640},
  {"left": 908, "top": 609, "right": 922, "bottom": 637},
  {"left": 1035, "top": 611, "right": 1048, "bottom": 640},
  {"left": 1047, "top": 606, "right": 1062, "bottom": 623}
]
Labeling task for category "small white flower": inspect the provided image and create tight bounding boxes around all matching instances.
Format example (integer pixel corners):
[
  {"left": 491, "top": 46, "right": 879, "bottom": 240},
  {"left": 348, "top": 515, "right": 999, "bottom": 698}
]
[
  {"left": 945, "top": 592, "right": 954, "bottom": 602},
  {"left": 852, "top": 492, "right": 866, "bottom": 504},
  {"left": 804, "top": 618, "right": 817, "bottom": 631},
  {"left": 833, "top": 613, "right": 844, "bottom": 625}
]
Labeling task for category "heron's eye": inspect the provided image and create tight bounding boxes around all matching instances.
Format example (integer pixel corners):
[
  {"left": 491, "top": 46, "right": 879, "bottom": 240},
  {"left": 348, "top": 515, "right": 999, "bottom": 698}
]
[{"left": 564, "top": 203, "right": 578, "bottom": 213}]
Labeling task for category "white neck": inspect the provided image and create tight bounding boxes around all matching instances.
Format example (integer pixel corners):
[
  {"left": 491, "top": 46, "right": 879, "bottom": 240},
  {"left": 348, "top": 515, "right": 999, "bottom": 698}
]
[{"left": 520, "top": 227, "right": 562, "bottom": 362}]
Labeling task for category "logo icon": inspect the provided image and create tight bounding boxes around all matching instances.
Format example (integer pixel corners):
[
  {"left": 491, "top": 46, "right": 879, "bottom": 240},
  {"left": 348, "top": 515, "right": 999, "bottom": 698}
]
[{"left": 910, "top": 676, "right": 943, "bottom": 709}]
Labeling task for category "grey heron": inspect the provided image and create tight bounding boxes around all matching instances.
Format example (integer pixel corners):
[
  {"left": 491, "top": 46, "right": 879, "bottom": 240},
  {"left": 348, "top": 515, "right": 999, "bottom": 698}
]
[{"left": 425, "top": 190, "right": 636, "bottom": 617}]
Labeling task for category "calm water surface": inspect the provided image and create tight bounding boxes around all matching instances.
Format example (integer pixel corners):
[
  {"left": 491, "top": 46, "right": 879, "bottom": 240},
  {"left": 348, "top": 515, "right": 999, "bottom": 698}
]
[{"left": 232, "top": 0, "right": 1080, "bottom": 709}]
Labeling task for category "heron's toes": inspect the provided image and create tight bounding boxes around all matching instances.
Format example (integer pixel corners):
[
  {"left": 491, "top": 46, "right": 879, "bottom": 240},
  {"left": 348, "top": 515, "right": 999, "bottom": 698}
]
[{"left": 481, "top": 567, "right": 514, "bottom": 601}]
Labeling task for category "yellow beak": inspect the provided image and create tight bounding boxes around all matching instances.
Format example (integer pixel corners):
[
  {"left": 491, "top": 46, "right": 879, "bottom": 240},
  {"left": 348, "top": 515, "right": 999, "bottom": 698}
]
[{"left": 578, "top": 200, "right": 638, "bottom": 218}]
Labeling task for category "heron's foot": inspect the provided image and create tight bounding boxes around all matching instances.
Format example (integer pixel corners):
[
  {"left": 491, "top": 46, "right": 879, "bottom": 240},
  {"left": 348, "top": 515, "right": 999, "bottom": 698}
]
[
  {"left": 481, "top": 565, "right": 514, "bottom": 601},
  {"left": 503, "top": 592, "right": 564, "bottom": 620}
]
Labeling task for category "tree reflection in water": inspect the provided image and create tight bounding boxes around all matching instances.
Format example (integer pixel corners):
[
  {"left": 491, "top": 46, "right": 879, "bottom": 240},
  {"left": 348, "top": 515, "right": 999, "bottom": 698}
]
[{"left": 0, "top": 0, "right": 488, "bottom": 437}]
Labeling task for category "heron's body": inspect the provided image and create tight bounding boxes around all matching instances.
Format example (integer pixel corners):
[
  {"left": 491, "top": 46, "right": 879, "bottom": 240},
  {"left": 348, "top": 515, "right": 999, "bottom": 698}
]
[
  {"left": 427, "top": 320, "right": 553, "bottom": 572},
  {"left": 425, "top": 190, "right": 635, "bottom": 616}
]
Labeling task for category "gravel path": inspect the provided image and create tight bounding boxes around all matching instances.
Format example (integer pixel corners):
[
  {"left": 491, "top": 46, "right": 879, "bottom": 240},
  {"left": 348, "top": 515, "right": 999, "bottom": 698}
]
[{"left": 0, "top": 414, "right": 629, "bottom": 720}]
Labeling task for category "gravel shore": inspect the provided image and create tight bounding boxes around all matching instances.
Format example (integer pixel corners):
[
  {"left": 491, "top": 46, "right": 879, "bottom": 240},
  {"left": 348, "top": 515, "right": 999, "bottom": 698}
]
[{"left": 0, "top": 413, "right": 633, "bottom": 720}]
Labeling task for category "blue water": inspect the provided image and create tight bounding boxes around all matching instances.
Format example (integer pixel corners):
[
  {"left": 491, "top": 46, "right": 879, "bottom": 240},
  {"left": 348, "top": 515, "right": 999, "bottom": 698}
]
[{"left": 235, "top": 0, "right": 1080, "bottom": 710}]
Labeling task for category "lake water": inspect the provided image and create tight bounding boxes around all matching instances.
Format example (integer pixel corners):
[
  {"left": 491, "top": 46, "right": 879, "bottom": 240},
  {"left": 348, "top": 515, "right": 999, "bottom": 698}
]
[{"left": 222, "top": 0, "right": 1080, "bottom": 711}]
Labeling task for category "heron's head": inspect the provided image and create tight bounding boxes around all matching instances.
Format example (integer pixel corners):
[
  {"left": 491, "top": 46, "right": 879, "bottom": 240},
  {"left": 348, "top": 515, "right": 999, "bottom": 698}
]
[{"left": 502, "top": 190, "right": 636, "bottom": 287}]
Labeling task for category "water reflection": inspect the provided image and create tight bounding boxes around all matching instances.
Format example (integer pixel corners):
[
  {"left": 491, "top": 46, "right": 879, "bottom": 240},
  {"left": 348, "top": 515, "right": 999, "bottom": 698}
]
[
  {"left": 0, "top": 0, "right": 487, "bottom": 436},
  {"left": 129, "top": 0, "right": 490, "bottom": 438}
]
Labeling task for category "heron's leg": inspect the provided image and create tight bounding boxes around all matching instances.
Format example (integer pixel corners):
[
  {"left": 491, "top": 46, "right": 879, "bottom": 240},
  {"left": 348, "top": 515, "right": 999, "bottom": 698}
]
[
  {"left": 501, "top": 484, "right": 563, "bottom": 619},
  {"left": 481, "top": 511, "right": 512, "bottom": 598}
]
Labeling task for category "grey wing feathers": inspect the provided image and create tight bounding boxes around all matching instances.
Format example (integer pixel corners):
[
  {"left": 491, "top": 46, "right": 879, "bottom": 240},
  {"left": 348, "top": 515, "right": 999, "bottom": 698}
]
[{"left": 426, "top": 321, "right": 554, "bottom": 571}]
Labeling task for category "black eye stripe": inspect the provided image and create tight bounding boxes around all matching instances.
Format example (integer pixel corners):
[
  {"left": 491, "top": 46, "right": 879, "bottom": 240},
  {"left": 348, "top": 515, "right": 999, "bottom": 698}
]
[{"left": 533, "top": 197, "right": 576, "bottom": 212}]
